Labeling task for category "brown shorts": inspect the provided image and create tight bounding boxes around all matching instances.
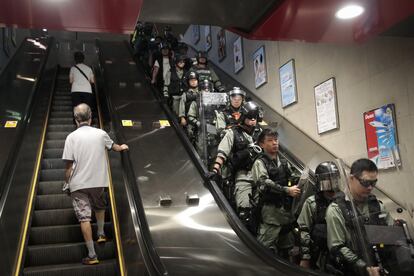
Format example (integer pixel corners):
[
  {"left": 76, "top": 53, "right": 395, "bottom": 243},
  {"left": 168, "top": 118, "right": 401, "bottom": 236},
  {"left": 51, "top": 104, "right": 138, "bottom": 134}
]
[{"left": 71, "top": 187, "right": 107, "bottom": 222}]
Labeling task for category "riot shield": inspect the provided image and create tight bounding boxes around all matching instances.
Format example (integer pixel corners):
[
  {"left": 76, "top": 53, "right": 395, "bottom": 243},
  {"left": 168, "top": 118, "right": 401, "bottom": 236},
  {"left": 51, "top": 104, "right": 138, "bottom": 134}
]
[
  {"left": 198, "top": 91, "right": 228, "bottom": 166},
  {"left": 334, "top": 147, "right": 414, "bottom": 275}
]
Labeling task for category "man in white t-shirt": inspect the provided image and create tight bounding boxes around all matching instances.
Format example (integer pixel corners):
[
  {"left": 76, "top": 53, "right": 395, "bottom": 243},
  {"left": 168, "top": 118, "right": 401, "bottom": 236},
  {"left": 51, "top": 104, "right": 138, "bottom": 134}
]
[
  {"left": 151, "top": 42, "right": 172, "bottom": 97},
  {"left": 62, "top": 103, "right": 128, "bottom": 265},
  {"left": 69, "top": 52, "right": 95, "bottom": 111}
]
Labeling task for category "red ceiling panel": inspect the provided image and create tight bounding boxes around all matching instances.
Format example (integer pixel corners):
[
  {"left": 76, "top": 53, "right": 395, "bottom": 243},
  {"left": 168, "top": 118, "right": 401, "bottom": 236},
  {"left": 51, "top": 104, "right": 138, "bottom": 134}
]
[
  {"left": 234, "top": 0, "right": 414, "bottom": 43},
  {"left": 0, "top": 0, "right": 143, "bottom": 33}
]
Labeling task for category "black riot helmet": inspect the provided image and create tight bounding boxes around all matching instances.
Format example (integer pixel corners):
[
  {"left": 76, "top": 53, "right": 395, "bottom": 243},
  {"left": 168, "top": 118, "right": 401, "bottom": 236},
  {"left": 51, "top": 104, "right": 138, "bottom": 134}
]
[
  {"left": 185, "top": 70, "right": 199, "bottom": 87},
  {"left": 240, "top": 101, "right": 261, "bottom": 122},
  {"left": 174, "top": 54, "right": 187, "bottom": 65},
  {"left": 158, "top": 41, "right": 171, "bottom": 51},
  {"left": 199, "top": 79, "right": 214, "bottom": 92},
  {"left": 196, "top": 51, "right": 208, "bottom": 64},
  {"left": 229, "top": 87, "right": 246, "bottom": 98},
  {"left": 315, "top": 161, "right": 340, "bottom": 192}
]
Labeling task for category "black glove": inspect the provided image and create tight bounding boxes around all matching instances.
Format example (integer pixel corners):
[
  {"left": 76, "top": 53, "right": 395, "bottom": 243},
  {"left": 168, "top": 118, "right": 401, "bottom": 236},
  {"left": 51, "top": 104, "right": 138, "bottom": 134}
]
[{"left": 207, "top": 171, "right": 222, "bottom": 184}]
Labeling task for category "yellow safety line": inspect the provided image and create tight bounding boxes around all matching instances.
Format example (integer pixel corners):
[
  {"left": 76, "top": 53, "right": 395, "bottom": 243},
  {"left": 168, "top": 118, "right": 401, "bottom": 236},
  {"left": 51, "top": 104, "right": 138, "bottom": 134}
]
[
  {"left": 14, "top": 72, "right": 55, "bottom": 276},
  {"left": 96, "top": 83, "right": 126, "bottom": 276}
]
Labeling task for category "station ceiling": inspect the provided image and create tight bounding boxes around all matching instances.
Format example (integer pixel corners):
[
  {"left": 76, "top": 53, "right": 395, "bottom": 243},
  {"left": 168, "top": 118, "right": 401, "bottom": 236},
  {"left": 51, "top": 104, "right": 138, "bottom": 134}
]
[{"left": 1, "top": 0, "right": 414, "bottom": 43}]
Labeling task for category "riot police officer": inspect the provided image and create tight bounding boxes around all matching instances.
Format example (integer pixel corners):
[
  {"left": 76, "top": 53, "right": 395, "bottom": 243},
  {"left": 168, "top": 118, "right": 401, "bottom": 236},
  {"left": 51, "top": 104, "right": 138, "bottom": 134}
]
[
  {"left": 297, "top": 161, "right": 340, "bottom": 271},
  {"left": 326, "top": 158, "right": 394, "bottom": 276},
  {"left": 165, "top": 54, "right": 188, "bottom": 116},
  {"left": 192, "top": 51, "right": 225, "bottom": 92},
  {"left": 212, "top": 101, "right": 262, "bottom": 232},
  {"left": 251, "top": 129, "right": 301, "bottom": 258},
  {"left": 215, "top": 87, "right": 245, "bottom": 138},
  {"left": 179, "top": 71, "right": 199, "bottom": 140}
]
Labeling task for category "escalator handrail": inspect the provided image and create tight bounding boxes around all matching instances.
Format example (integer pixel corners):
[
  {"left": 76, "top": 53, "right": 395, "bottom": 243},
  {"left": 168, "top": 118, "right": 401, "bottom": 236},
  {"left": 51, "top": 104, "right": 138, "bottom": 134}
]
[
  {"left": 0, "top": 37, "right": 54, "bottom": 214},
  {"left": 0, "top": 36, "right": 29, "bottom": 77},
  {"left": 126, "top": 41, "right": 322, "bottom": 275},
  {"left": 95, "top": 39, "right": 168, "bottom": 276}
]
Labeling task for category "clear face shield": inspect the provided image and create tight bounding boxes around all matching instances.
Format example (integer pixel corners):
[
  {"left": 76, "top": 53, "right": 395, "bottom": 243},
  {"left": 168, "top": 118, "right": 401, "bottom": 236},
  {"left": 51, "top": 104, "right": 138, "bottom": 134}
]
[
  {"left": 318, "top": 171, "right": 340, "bottom": 192},
  {"left": 198, "top": 91, "right": 228, "bottom": 166}
]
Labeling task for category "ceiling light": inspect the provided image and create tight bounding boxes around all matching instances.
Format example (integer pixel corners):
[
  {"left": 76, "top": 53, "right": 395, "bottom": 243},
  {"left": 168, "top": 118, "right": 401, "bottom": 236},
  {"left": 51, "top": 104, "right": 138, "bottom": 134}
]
[
  {"left": 336, "top": 5, "right": 364, "bottom": 19},
  {"left": 42, "top": 28, "right": 47, "bottom": 32}
]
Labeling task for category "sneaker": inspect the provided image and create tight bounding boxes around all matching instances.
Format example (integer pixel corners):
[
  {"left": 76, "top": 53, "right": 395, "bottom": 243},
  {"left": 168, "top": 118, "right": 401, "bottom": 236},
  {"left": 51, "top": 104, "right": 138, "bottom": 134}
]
[
  {"left": 82, "top": 255, "right": 99, "bottom": 265},
  {"left": 97, "top": 235, "right": 107, "bottom": 243}
]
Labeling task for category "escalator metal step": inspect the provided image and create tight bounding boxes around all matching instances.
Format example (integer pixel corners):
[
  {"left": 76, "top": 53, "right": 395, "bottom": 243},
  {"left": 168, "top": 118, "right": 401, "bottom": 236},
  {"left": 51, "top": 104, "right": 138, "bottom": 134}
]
[
  {"left": 42, "top": 159, "right": 65, "bottom": 170},
  {"left": 35, "top": 194, "right": 72, "bottom": 210},
  {"left": 44, "top": 140, "right": 65, "bottom": 149},
  {"left": 52, "top": 105, "right": 72, "bottom": 112},
  {"left": 32, "top": 208, "right": 77, "bottom": 227},
  {"left": 23, "top": 259, "right": 118, "bottom": 276},
  {"left": 47, "top": 132, "right": 70, "bottom": 140},
  {"left": 29, "top": 223, "right": 113, "bottom": 245},
  {"left": 48, "top": 118, "right": 73, "bottom": 125},
  {"left": 26, "top": 241, "right": 116, "bottom": 267},
  {"left": 52, "top": 100, "right": 72, "bottom": 106},
  {"left": 40, "top": 169, "right": 65, "bottom": 182},
  {"left": 50, "top": 111, "right": 72, "bottom": 119},
  {"left": 42, "top": 148, "right": 64, "bottom": 159},
  {"left": 38, "top": 181, "right": 65, "bottom": 195},
  {"left": 47, "top": 125, "right": 75, "bottom": 132}
]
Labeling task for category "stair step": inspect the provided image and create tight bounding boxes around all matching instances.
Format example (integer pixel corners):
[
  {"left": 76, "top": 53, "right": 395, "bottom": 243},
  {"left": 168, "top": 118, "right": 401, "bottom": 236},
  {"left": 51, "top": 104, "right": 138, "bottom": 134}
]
[
  {"left": 42, "top": 159, "right": 65, "bottom": 170},
  {"left": 49, "top": 117, "right": 74, "bottom": 125},
  {"left": 52, "top": 105, "right": 72, "bottom": 112},
  {"left": 35, "top": 194, "right": 72, "bottom": 210},
  {"left": 38, "top": 181, "right": 64, "bottom": 195},
  {"left": 29, "top": 223, "right": 113, "bottom": 245},
  {"left": 52, "top": 100, "right": 72, "bottom": 106},
  {"left": 47, "top": 132, "right": 69, "bottom": 140},
  {"left": 48, "top": 125, "right": 75, "bottom": 132},
  {"left": 43, "top": 148, "right": 64, "bottom": 159},
  {"left": 26, "top": 241, "right": 116, "bottom": 266},
  {"left": 50, "top": 111, "right": 73, "bottom": 119},
  {"left": 44, "top": 140, "right": 66, "bottom": 149},
  {"left": 23, "top": 259, "right": 118, "bottom": 276},
  {"left": 32, "top": 208, "right": 77, "bottom": 226}
]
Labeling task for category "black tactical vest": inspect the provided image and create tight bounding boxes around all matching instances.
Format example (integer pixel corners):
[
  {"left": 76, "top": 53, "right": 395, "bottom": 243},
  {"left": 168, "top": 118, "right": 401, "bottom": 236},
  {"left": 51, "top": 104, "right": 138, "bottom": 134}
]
[
  {"left": 223, "top": 106, "right": 241, "bottom": 127},
  {"left": 168, "top": 68, "right": 184, "bottom": 96},
  {"left": 194, "top": 67, "right": 213, "bottom": 83},
  {"left": 259, "top": 154, "right": 292, "bottom": 207},
  {"left": 184, "top": 90, "right": 199, "bottom": 115},
  {"left": 334, "top": 192, "right": 387, "bottom": 228},
  {"left": 310, "top": 193, "right": 331, "bottom": 249}
]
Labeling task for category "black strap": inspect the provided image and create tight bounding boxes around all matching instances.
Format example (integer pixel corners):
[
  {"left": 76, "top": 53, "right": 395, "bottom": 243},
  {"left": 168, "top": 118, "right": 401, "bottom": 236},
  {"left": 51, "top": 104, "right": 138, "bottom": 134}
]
[{"left": 74, "top": 65, "right": 90, "bottom": 82}]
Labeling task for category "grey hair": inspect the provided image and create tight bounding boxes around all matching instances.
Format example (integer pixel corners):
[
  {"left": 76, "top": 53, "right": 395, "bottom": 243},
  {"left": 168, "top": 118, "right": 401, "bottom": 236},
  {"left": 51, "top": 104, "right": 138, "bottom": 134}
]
[{"left": 73, "top": 103, "right": 92, "bottom": 123}]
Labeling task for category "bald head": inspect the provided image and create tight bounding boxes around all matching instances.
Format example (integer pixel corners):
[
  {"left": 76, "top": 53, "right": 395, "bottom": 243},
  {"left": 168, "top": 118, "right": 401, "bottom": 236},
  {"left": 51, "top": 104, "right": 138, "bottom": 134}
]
[{"left": 73, "top": 103, "right": 92, "bottom": 123}]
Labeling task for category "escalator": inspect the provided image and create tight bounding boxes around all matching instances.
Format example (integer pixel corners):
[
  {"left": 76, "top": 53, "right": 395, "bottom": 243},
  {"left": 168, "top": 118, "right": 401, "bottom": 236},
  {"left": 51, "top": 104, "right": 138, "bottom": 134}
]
[{"left": 19, "top": 67, "right": 120, "bottom": 275}]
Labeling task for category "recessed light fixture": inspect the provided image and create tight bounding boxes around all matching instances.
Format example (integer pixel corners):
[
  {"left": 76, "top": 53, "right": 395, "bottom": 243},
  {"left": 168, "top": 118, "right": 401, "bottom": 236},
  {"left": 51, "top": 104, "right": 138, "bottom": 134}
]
[
  {"left": 336, "top": 5, "right": 364, "bottom": 19},
  {"left": 42, "top": 28, "right": 47, "bottom": 32}
]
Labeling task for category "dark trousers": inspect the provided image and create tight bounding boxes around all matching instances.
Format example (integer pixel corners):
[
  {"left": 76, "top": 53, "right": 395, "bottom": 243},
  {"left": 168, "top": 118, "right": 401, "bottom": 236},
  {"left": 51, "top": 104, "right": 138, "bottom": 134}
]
[{"left": 71, "top": 92, "right": 94, "bottom": 109}]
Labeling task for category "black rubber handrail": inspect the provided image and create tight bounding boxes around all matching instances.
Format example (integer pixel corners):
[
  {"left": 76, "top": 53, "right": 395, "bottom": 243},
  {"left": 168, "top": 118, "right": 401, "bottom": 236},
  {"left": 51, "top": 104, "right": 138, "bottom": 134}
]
[
  {"left": 95, "top": 39, "right": 168, "bottom": 276},
  {"left": 0, "top": 37, "right": 54, "bottom": 211},
  {"left": 125, "top": 40, "right": 322, "bottom": 275}
]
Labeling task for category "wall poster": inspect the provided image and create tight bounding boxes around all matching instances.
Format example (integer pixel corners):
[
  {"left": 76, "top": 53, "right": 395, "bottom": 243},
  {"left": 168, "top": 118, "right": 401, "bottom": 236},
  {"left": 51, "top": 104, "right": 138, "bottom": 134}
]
[
  {"left": 192, "top": 25, "right": 200, "bottom": 44},
  {"left": 363, "top": 103, "right": 400, "bottom": 169},
  {"left": 204, "top": 25, "right": 211, "bottom": 52},
  {"left": 253, "top": 45, "right": 267, "bottom": 88},
  {"left": 233, "top": 36, "right": 243, "bottom": 73},
  {"left": 279, "top": 59, "right": 297, "bottom": 108},
  {"left": 314, "top": 78, "right": 339, "bottom": 134},
  {"left": 217, "top": 28, "right": 226, "bottom": 61}
]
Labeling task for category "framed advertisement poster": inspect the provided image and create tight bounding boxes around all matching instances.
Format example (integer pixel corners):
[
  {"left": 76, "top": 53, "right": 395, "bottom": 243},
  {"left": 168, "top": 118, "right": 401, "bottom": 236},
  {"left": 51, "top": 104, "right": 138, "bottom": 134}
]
[
  {"left": 205, "top": 25, "right": 212, "bottom": 52},
  {"left": 279, "top": 59, "right": 297, "bottom": 108},
  {"left": 217, "top": 28, "right": 226, "bottom": 61},
  {"left": 233, "top": 36, "right": 243, "bottom": 73},
  {"left": 192, "top": 25, "right": 200, "bottom": 44},
  {"left": 363, "top": 104, "right": 400, "bottom": 169},
  {"left": 253, "top": 45, "right": 267, "bottom": 88},
  {"left": 314, "top": 78, "right": 339, "bottom": 134}
]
